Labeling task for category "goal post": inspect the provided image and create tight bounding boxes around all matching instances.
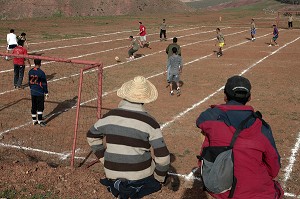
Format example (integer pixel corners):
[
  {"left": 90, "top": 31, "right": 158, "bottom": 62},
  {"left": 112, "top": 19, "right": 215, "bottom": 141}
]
[
  {"left": 71, "top": 64, "right": 103, "bottom": 167},
  {"left": 277, "top": 11, "right": 300, "bottom": 29},
  {"left": 0, "top": 52, "right": 103, "bottom": 167}
]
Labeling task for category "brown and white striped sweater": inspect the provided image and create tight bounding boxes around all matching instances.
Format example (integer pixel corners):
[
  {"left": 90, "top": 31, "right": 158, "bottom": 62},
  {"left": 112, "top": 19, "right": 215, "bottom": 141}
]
[{"left": 87, "top": 100, "right": 170, "bottom": 182}]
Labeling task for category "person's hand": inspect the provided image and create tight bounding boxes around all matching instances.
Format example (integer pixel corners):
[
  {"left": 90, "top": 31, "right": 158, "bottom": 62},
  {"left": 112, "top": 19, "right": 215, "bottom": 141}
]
[{"left": 45, "top": 93, "right": 49, "bottom": 99}]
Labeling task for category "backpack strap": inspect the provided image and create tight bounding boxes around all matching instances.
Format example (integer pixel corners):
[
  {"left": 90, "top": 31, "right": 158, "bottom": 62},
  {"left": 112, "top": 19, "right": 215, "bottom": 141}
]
[
  {"left": 229, "top": 111, "right": 259, "bottom": 148},
  {"left": 228, "top": 111, "right": 260, "bottom": 198}
]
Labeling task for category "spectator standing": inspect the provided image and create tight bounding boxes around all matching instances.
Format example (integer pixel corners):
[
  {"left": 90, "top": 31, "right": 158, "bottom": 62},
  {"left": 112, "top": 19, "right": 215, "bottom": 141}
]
[
  {"left": 6, "top": 29, "right": 18, "bottom": 60},
  {"left": 28, "top": 59, "right": 48, "bottom": 127},
  {"left": 288, "top": 14, "right": 293, "bottom": 29},
  {"left": 12, "top": 40, "right": 30, "bottom": 89}
]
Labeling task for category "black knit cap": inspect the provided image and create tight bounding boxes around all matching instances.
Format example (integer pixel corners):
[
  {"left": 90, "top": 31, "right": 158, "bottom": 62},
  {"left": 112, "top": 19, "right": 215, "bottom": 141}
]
[{"left": 224, "top": 75, "right": 251, "bottom": 99}]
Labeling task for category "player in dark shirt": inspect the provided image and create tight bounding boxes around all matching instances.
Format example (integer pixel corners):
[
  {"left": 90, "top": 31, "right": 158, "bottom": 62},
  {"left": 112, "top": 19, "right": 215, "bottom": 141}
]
[{"left": 28, "top": 59, "right": 48, "bottom": 127}]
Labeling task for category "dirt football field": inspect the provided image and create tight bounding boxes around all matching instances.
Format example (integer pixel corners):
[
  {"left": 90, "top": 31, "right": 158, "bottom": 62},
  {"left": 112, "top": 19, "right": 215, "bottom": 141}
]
[{"left": 0, "top": 11, "right": 299, "bottom": 199}]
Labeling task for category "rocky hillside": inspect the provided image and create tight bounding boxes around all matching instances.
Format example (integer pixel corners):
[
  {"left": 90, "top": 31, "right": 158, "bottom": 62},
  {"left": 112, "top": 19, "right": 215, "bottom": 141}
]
[{"left": 0, "top": 0, "right": 192, "bottom": 19}]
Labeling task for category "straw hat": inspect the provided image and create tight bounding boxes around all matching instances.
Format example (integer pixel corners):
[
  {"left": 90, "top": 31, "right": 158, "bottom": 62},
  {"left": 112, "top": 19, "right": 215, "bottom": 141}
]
[{"left": 117, "top": 76, "right": 158, "bottom": 103}]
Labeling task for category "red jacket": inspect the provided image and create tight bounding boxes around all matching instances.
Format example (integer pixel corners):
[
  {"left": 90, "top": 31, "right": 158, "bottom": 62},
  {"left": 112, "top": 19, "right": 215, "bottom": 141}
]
[
  {"left": 196, "top": 101, "right": 283, "bottom": 199},
  {"left": 12, "top": 46, "right": 28, "bottom": 65}
]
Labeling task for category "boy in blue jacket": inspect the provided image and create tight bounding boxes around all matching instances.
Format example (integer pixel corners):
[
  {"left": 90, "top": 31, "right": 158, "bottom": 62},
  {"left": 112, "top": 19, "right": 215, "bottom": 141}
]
[{"left": 28, "top": 59, "right": 48, "bottom": 127}]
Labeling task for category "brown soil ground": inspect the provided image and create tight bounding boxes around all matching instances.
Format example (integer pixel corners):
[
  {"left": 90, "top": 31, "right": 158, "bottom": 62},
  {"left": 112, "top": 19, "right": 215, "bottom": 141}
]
[{"left": 0, "top": 10, "right": 299, "bottom": 199}]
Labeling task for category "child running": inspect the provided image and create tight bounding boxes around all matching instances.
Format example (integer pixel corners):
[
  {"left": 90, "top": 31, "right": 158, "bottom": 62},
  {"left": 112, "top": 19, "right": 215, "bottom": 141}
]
[
  {"left": 250, "top": 19, "right": 256, "bottom": 41},
  {"left": 215, "top": 28, "right": 225, "bottom": 57},
  {"left": 127, "top": 36, "right": 140, "bottom": 61},
  {"left": 269, "top": 24, "right": 279, "bottom": 47},
  {"left": 166, "top": 47, "right": 183, "bottom": 96}
]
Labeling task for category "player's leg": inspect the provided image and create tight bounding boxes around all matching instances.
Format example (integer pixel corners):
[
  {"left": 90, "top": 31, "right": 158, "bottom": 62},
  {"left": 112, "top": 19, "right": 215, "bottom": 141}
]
[
  {"left": 37, "top": 95, "right": 46, "bottom": 127},
  {"left": 169, "top": 75, "right": 174, "bottom": 95},
  {"left": 13, "top": 64, "right": 19, "bottom": 88},
  {"left": 160, "top": 29, "right": 163, "bottom": 41},
  {"left": 31, "top": 95, "right": 38, "bottom": 125},
  {"left": 17, "top": 65, "right": 25, "bottom": 88},
  {"left": 175, "top": 75, "right": 181, "bottom": 96},
  {"left": 163, "top": 30, "right": 167, "bottom": 40},
  {"left": 274, "top": 37, "right": 278, "bottom": 46},
  {"left": 269, "top": 38, "right": 273, "bottom": 46},
  {"left": 128, "top": 48, "right": 133, "bottom": 59}
]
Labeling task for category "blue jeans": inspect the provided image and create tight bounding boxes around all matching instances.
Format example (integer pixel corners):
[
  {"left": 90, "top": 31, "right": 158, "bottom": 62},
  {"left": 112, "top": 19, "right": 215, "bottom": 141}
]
[
  {"left": 14, "top": 64, "right": 25, "bottom": 87},
  {"left": 100, "top": 176, "right": 161, "bottom": 199}
]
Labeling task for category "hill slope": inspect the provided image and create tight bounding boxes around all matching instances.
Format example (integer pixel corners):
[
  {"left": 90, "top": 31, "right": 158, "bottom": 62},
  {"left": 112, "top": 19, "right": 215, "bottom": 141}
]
[{"left": 0, "top": 0, "right": 192, "bottom": 19}]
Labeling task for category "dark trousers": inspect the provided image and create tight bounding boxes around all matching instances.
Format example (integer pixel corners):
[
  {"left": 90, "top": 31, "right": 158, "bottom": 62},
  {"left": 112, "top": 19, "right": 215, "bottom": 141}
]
[
  {"left": 100, "top": 176, "right": 161, "bottom": 199},
  {"left": 128, "top": 48, "right": 138, "bottom": 56},
  {"left": 14, "top": 64, "right": 25, "bottom": 87},
  {"left": 160, "top": 29, "right": 166, "bottom": 39},
  {"left": 31, "top": 95, "right": 45, "bottom": 113},
  {"left": 288, "top": 21, "right": 293, "bottom": 28}
]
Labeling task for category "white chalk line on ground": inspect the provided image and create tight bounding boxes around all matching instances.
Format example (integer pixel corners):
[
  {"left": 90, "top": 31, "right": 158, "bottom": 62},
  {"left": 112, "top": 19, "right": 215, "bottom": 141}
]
[
  {"left": 0, "top": 27, "right": 237, "bottom": 96},
  {"left": 0, "top": 30, "right": 271, "bottom": 137},
  {"left": 1, "top": 32, "right": 299, "bottom": 197},
  {"left": 283, "top": 131, "right": 300, "bottom": 186},
  {"left": 1, "top": 34, "right": 295, "bottom": 152},
  {"left": 29, "top": 26, "right": 204, "bottom": 53},
  {"left": 0, "top": 26, "right": 223, "bottom": 75},
  {"left": 0, "top": 28, "right": 256, "bottom": 137},
  {"left": 0, "top": 25, "right": 202, "bottom": 48}
]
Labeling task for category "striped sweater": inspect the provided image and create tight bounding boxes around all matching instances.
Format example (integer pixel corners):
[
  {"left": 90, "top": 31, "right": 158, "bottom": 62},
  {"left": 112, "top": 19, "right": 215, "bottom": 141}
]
[{"left": 87, "top": 100, "right": 170, "bottom": 182}]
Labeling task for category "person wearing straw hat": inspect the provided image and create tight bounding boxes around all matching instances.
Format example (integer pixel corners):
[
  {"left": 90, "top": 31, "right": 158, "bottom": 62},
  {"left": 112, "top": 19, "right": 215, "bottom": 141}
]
[{"left": 87, "top": 76, "right": 170, "bottom": 199}]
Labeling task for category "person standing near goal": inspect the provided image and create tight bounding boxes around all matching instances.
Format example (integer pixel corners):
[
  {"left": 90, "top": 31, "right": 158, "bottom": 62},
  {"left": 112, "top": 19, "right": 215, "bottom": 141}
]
[
  {"left": 250, "top": 18, "right": 256, "bottom": 41},
  {"left": 288, "top": 13, "right": 293, "bottom": 30},
  {"left": 12, "top": 39, "right": 31, "bottom": 89},
  {"left": 6, "top": 29, "right": 18, "bottom": 60},
  {"left": 28, "top": 59, "right": 48, "bottom": 127}
]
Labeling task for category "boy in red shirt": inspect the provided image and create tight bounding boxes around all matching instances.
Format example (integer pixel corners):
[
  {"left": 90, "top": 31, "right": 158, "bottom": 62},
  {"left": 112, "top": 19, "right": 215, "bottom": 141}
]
[
  {"left": 12, "top": 40, "right": 31, "bottom": 89},
  {"left": 137, "top": 22, "right": 150, "bottom": 48}
]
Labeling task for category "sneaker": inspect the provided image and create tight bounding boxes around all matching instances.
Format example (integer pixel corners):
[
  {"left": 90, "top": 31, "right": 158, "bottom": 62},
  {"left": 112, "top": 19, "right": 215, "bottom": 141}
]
[
  {"left": 176, "top": 88, "right": 181, "bottom": 96},
  {"left": 126, "top": 57, "right": 134, "bottom": 61},
  {"left": 170, "top": 90, "right": 174, "bottom": 96},
  {"left": 32, "top": 121, "right": 38, "bottom": 125},
  {"left": 268, "top": 44, "right": 272, "bottom": 47},
  {"left": 38, "top": 122, "right": 46, "bottom": 127}
]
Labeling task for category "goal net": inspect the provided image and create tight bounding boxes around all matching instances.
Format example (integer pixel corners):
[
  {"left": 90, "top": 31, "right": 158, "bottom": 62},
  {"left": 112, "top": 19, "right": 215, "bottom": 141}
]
[{"left": 0, "top": 52, "right": 103, "bottom": 167}]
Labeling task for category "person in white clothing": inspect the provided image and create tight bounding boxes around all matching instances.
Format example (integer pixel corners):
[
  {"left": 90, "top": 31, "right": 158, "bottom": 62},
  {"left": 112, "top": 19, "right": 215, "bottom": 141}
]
[{"left": 6, "top": 29, "right": 18, "bottom": 60}]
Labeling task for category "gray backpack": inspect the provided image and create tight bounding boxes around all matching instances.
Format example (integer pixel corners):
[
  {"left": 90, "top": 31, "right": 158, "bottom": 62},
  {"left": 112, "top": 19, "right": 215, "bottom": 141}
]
[{"left": 197, "top": 112, "right": 258, "bottom": 198}]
